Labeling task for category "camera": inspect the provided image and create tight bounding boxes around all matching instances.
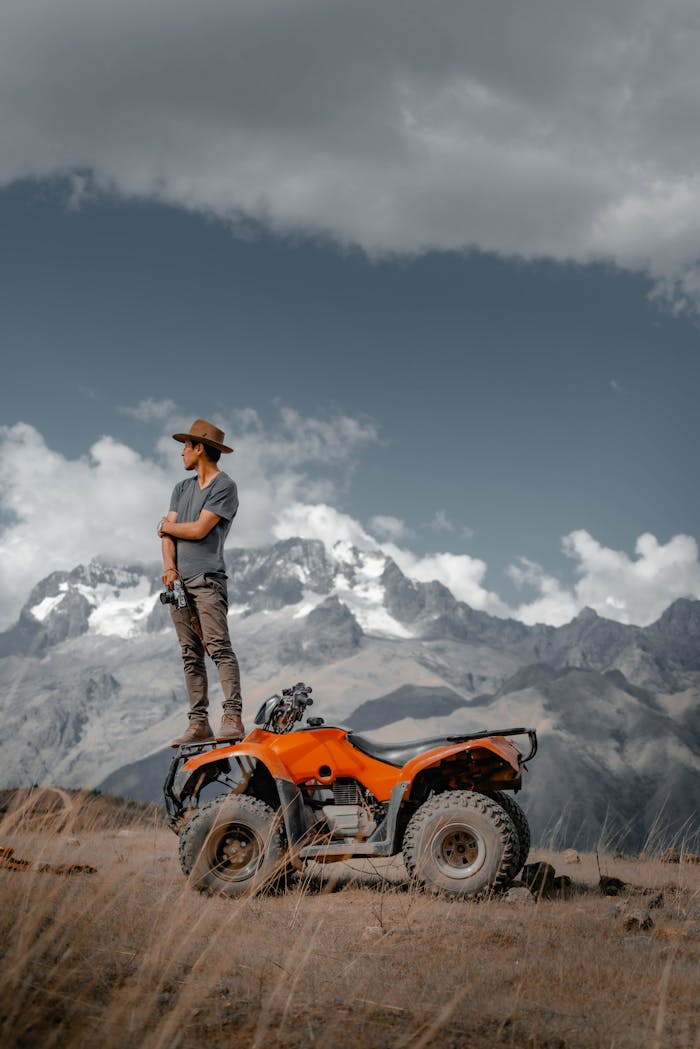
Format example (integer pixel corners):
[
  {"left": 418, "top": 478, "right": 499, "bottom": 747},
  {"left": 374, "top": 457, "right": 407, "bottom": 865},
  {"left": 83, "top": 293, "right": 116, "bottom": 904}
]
[{"left": 160, "top": 579, "right": 187, "bottom": 609}]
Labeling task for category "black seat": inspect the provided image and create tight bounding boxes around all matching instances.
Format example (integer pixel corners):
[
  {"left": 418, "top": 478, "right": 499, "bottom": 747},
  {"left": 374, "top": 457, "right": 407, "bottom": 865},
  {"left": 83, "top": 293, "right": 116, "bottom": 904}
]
[{"left": 346, "top": 732, "right": 459, "bottom": 768}]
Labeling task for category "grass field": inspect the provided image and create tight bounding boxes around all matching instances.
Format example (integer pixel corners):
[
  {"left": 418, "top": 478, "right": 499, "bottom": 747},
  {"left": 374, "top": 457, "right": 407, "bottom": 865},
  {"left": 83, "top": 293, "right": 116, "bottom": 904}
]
[{"left": 1, "top": 789, "right": 698, "bottom": 1049}]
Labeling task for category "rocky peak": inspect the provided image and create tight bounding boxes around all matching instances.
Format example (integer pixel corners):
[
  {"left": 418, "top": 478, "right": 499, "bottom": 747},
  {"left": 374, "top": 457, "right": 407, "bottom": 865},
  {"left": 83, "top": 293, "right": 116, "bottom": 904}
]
[
  {"left": 301, "top": 595, "right": 363, "bottom": 661},
  {"left": 380, "top": 559, "right": 426, "bottom": 623},
  {"left": 226, "top": 538, "right": 336, "bottom": 613},
  {"left": 574, "top": 606, "right": 599, "bottom": 624},
  {"left": 549, "top": 605, "right": 639, "bottom": 670},
  {"left": 641, "top": 598, "right": 700, "bottom": 675},
  {"left": 649, "top": 597, "right": 700, "bottom": 638}
]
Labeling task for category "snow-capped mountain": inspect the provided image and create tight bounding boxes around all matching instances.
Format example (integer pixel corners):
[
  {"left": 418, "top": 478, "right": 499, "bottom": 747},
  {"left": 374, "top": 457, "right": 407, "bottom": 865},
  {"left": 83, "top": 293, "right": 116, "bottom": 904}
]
[{"left": 1, "top": 538, "right": 698, "bottom": 849}]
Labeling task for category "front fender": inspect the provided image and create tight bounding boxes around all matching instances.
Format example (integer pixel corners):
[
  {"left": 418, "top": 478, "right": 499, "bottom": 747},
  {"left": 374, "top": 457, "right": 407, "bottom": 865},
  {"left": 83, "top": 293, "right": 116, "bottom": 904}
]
[
  {"left": 182, "top": 742, "right": 291, "bottom": 781},
  {"left": 181, "top": 745, "right": 309, "bottom": 856}
]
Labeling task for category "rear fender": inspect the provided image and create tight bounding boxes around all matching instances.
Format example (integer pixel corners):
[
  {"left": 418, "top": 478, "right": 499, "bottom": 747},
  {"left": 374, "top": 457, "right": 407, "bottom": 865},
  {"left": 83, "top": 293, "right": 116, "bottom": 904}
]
[{"left": 400, "top": 736, "right": 522, "bottom": 800}]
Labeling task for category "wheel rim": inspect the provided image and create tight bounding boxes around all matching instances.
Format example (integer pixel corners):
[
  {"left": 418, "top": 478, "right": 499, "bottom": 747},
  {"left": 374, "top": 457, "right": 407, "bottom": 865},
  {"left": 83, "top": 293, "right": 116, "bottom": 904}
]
[
  {"left": 430, "top": 822, "right": 486, "bottom": 879},
  {"left": 206, "top": 823, "right": 264, "bottom": 884}
]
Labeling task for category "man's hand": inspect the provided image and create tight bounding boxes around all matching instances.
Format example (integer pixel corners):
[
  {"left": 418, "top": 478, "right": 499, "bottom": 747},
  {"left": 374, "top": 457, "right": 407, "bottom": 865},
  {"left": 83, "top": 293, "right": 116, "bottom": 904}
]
[{"left": 162, "top": 567, "right": 179, "bottom": 588}]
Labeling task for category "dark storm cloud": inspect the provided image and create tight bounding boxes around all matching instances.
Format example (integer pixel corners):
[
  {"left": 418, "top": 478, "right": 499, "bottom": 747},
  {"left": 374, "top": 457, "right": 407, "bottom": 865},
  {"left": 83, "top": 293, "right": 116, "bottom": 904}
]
[{"left": 3, "top": 0, "right": 700, "bottom": 301}]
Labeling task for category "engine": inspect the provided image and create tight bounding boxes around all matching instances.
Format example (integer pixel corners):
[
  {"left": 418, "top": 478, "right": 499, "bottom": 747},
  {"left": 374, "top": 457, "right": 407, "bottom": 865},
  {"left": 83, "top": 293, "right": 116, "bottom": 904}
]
[{"left": 320, "top": 779, "right": 381, "bottom": 842}]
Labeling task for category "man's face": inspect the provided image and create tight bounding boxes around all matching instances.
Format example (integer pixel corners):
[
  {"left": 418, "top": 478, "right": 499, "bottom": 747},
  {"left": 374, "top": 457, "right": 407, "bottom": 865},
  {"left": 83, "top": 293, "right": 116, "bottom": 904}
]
[{"left": 181, "top": 440, "right": 200, "bottom": 470}]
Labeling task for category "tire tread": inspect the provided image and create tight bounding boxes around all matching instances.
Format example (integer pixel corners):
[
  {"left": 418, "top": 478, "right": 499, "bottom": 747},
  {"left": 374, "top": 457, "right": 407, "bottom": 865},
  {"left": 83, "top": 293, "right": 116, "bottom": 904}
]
[
  {"left": 402, "top": 790, "right": 517, "bottom": 897},
  {"left": 483, "top": 790, "right": 531, "bottom": 881},
  {"left": 179, "top": 793, "right": 285, "bottom": 894}
]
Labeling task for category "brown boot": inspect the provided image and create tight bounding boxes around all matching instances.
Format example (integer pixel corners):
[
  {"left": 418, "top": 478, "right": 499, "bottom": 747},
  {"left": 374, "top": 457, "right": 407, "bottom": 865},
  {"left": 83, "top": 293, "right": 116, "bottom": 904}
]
[
  {"left": 217, "top": 711, "right": 245, "bottom": 741},
  {"left": 170, "top": 720, "right": 215, "bottom": 748}
]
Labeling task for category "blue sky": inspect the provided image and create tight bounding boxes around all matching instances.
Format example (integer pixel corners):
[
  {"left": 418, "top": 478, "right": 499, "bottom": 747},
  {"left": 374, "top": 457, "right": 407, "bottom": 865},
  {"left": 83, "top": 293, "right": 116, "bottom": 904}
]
[{"left": 1, "top": 1, "right": 699, "bottom": 629}]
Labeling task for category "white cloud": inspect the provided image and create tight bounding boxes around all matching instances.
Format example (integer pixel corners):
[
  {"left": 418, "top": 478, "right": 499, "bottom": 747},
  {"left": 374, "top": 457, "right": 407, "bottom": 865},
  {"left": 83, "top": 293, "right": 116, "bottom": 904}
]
[
  {"left": 272, "top": 408, "right": 378, "bottom": 468},
  {"left": 273, "top": 501, "right": 507, "bottom": 614},
  {"left": 567, "top": 529, "right": 700, "bottom": 625},
  {"left": 3, "top": 2, "right": 700, "bottom": 307},
  {"left": 120, "top": 398, "right": 178, "bottom": 423},
  {"left": 0, "top": 424, "right": 174, "bottom": 624},
  {"left": 272, "top": 500, "right": 501, "bottom": 612},
  {"left": 273, "top": 504, "right": 375, "bottom": 552},
  {"left": 387, "top": 547, "right": 509, "bottom": 616},
  {"left": 508, "top": 558, "right": 579, "bottom": 627},
  {"left": 1, "top": 423, "right": 698, "bottom": 631},
  {"left": 369, "top": 515, "right": 411, "bottom": 541},
  {"left": 0, "top": 410, "right": 379, "bottom": 629},
  {"left": 427, "top": 509, "right": 454, "bottom": 534},
  {"left": 511, "top": 530, "right": 700, "bottom": 626}
]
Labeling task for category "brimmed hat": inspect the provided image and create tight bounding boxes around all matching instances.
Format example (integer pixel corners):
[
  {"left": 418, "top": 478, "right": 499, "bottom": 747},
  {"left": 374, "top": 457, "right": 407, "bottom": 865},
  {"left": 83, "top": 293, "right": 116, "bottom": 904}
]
[{"left": 172, "top": 419, "right": 233, "bottom": 454}]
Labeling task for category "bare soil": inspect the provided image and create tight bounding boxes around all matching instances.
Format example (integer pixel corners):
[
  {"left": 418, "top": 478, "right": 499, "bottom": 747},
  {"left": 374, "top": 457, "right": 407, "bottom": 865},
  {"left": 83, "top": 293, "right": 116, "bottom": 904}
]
[{"left": 1, "top": 790, "right": 698, "bottom": 1049}]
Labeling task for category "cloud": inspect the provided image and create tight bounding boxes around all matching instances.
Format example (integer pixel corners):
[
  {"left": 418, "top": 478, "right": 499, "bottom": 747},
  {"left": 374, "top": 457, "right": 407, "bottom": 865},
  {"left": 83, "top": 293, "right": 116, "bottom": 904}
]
[
  {"left": 272, "top": 408, "right": 379, "bottom": 468},
  {"left": 508, "top": 558, "right": 579, "bottom": 627},
  {"left": 274, "top": 502, "right": 509, "bottom": 615},
  {"left": 0, "top": 409, "right": 379, "bottom": 629},
  {"left": 387, "top": 547, "right": 509, "bottom": 616},
  {"left": 1, "top": 422, "right": 698, "bottom": 631},
  {"left": 510, "top": 530, "right": 700, "bottom": 626},
  {"left": 567, "top": 529, "right": 700, "bottom": 625},
  {"left": 427, "top": 509, "right": 454, "bottom": 534},
  {"left": 120, "top": 398, "right": 179, "bottom": 423},
  {"left": 369, "top": 515, "right": 412, "bottom": 541},
  {"left": 3, "top": 1, "right": 700, "bottom": 307},
  {"left": 274, "top": 504, "right": 375, "bottom": 552},
  {"left": 424, "top": 509, "right": 474, "bottom": 539},
  {"left": 0, "top": 423, "right": 174, "bottom": 625}
]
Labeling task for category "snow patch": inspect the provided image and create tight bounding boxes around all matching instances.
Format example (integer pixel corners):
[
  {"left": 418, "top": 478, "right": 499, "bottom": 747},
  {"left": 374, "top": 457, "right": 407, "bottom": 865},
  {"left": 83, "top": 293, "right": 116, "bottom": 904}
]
[
  {"left": 356, "top": 550, "right": 386, "bottom": 580},
  {"left": 292, "top": 592, "right": 324, "bottom": 619},
  {"left": 333, "top": 587, "right": 411, "bottom": 633},
  {"left": 86, "top": 578, "right": 158, "bottom": 639},
  {"left": 30, "top": 591, "right": 67, "bottom": 622},
  {"left": 334, "top": 561, "right": 412, "bottom": 639},
  {"left": 331, "top": 540, "right": 358, "bottom": 565}
]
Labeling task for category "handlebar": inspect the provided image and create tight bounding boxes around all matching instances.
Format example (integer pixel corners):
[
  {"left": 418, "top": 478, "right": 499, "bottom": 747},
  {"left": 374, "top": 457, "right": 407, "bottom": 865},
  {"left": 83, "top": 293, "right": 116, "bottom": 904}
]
[
  {"left": 254, "top": 682, "right": 314, "bottom": 733},
  {"left": 282, "top": 682, "right": 313, "bottom": 700}
]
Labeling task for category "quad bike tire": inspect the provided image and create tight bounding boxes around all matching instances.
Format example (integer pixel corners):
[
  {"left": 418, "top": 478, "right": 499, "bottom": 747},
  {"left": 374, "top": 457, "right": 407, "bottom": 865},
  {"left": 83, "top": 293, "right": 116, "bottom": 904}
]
[
  {"left": 179, "top": 794, "right": 287, "bottom": 897},
  {"left": 484, "top": 790, "right": 531, "bottom": 882},
  {"left": 402, "top": 790, "right": 517, "bottom": 898}
]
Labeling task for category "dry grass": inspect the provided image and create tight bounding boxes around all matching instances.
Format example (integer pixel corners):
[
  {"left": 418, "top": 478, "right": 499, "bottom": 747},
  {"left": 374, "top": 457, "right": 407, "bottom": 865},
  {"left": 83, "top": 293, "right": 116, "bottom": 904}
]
[{"left": 1, "top": 792, "right": 698, "bottom": 1049}]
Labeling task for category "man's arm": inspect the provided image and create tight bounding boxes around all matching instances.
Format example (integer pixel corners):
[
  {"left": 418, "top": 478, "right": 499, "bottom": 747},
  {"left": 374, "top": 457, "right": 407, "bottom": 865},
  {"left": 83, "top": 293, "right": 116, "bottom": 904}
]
[
  {"left": 159, "top": 510, "right": 222, "bottom": 542},
  {"left": 161, "top": 511, "right": 179, "bottom": 587}
]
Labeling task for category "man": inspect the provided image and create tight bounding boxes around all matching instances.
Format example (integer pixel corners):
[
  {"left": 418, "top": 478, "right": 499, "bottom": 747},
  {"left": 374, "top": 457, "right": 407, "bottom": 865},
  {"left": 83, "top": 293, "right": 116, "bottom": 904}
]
[{"left": 158, "top": 418, "right": 245, "bottom": 747}]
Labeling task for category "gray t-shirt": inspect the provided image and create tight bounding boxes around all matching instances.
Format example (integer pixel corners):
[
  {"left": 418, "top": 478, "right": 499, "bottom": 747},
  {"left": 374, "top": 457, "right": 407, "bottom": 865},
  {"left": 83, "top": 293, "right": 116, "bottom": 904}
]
[{"left": 168, "top": 471, "right": 238, "bottom": 581}]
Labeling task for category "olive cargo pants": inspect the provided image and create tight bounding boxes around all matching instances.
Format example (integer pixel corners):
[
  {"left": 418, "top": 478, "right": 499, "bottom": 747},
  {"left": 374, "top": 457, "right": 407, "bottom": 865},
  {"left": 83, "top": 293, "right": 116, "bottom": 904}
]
[{"left": 170, "top": 574, "right": 242, "bottom": 722}]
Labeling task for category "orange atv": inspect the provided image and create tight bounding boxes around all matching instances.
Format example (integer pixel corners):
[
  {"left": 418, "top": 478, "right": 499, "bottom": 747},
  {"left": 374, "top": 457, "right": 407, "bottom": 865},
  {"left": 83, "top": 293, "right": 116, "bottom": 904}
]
[{"left": 164, "top": 682, "right": 538, "bottom": 898}]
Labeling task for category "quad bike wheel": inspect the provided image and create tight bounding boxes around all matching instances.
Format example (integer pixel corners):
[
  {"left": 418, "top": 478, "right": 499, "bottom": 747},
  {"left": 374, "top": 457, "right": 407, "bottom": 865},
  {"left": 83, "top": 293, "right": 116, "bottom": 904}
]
[
  {"left": 402, "top": 790, "right": 517, "bottom": 898},
  {"left": 179, "top": 794, "right": 287, "bottom": 897},
  {"left": 484, "top": 790, "right": 531, "bottom": 882}
]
